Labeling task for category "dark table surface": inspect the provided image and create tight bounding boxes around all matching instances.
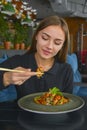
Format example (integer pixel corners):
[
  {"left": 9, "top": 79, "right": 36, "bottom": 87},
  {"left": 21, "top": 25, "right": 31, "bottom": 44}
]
[{"left": 0, "top": 96, "right": 87, "bottom": 130}]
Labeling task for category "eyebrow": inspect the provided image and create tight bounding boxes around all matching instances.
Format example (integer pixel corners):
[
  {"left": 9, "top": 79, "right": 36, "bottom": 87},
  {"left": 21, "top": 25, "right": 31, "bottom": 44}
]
[{"left": 42, "top": 32, "right": 49, "bottom": 37}]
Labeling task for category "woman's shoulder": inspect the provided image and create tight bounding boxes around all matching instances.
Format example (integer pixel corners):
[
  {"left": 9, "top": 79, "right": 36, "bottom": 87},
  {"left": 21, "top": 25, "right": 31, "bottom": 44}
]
[
  {"left": 0, "top": 52, "right": 34, "bottom": 65},
  {"left": 56, "top": 61, "right": 72, "bottom": 69},
  {"left": 22, "top": 52, "right": 35, "bottom": 60},
  {"left": 55, "top": 61, "right": 73, "bottom": 74}
]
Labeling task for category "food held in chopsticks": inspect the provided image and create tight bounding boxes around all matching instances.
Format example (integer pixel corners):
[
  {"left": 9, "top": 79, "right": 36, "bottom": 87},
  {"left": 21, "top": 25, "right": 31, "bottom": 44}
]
[
  {"left": 0, "top": 67, "right": 44, "bottom": 76},
  {"left": 36, "top": 66, "right": 44, "bottom": 78},
  {"left": 34, "top": 87, "right": 69, "bottom": 105}
]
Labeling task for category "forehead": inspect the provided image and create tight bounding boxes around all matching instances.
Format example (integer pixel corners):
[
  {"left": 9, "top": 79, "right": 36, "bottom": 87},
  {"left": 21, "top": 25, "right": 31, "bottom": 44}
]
[{"left": 39, "top": 25, "right": 65, "bottom": 39}]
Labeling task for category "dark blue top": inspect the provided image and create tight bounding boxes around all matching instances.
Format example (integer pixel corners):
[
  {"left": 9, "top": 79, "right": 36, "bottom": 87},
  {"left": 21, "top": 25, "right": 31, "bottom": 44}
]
[{"left": 0, "top": 52, "right": 73, "bottom": 99}]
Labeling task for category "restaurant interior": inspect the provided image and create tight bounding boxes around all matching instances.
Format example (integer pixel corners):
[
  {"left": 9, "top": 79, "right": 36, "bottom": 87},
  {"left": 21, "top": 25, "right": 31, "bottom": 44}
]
[{"left": 0, "top": 0, "right": 87, "bottom": 130}]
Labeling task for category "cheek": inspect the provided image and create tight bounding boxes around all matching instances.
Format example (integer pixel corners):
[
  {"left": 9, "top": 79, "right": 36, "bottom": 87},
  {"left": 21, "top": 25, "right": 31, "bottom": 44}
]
[
  {"left": 53, "top": 45, "right": 63, "bottom": 55},
  {"left": 54, "top": 45, "right": 62, "bottom": 51},
  {"left": 36, "top": 38, "right": 47, "bottom": 49},
  {"left": 36, "top": 36, "right": 42, "bottom": 49},
  {"left": 36, "top": 40, "right": 42, "bottom": 49},
  {"left": 36, "top": 39, "right": 43, "bottom": 51}
]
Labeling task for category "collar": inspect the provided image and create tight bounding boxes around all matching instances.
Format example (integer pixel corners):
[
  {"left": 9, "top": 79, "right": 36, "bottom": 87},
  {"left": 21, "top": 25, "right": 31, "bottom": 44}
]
[
  {"left": 30, "top": 53, "right": 60, "bottom": 75},
  {"left": 46, "top": 62, "right": 59, "bottom": 75}
]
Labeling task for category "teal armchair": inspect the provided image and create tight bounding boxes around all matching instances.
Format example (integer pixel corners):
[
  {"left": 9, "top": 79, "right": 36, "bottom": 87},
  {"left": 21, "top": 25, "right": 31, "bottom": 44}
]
[
  {"left": 67, "top": 53, "right": 87, "bottom": 96},
  {"left": 0, "top": 54, "right": 17, "bottom": 102}
]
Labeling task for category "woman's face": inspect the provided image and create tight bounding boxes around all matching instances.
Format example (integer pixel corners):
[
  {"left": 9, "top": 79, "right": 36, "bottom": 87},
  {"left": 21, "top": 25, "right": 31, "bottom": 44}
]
[{"left": 36, "top": 25, "right": 65, "bottom": 59}]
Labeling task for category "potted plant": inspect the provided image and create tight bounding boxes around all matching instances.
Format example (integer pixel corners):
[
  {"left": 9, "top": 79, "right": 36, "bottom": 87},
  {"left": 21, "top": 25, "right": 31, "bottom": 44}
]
[
  {"left": 0, "top": 13, "right": 30, "bottom": 50},
  {"left": 13, "top": 20, "right": 29, "bottom": 50},
  {"left": 3, "top": 30, "right": 14, "bottom": 49},
  {"left": 0, "top": 13, "right": 15, "bottom": 49},
  {"left": 0, "top": 13, "right": 9, "bottom": 49},
  {"left": 14, "top": 31, "right": 22, "bottom": 50}
]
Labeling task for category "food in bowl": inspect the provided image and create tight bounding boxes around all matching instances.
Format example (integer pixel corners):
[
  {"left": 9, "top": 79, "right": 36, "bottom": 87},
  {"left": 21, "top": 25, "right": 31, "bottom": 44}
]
[{"left": 34, "top": 87, "right": 69, "bottom": 105}]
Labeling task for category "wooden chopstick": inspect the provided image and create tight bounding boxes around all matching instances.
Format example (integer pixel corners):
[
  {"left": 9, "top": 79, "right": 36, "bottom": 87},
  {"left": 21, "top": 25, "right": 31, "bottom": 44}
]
[
  {"left": 0, "top": 67, "right": 25, "bottom": 73},
  {"left": 0, "top": 67, "right": 44, "bottom": 75}
]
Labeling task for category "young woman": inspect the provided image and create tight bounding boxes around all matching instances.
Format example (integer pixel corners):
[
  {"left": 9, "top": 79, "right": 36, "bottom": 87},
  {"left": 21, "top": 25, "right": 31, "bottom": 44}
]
[{"left": 0, "top": 15, "right": 73, "bottom": 99}]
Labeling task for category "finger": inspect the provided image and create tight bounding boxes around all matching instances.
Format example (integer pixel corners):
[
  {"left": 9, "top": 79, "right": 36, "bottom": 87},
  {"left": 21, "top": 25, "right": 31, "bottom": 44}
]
[
  {"left": 16, "top": 81, "right": 23, "bottom": 85},
  {"left": 15, "top": 81, "right": 22, "bottom": 85},
  {"left": 28, "top": 71, "right": 44, "bottom": 76},
  {"left": 16, "top": 80, "right": 25, "bottom": 85}
]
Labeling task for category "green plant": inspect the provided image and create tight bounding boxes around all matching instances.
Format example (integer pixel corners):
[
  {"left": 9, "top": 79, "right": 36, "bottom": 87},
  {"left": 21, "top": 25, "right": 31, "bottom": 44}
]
[
  {"left": 0, "top": 13, "right": 31, "bottom": 49},
  {"left": 0, "top": 13, "right": 9, "bottom": 41},
  {"left": 14, "top": 20, "right": 29, "bottom": 47},
  {"left": 0, "top": 13, "right": 14, "bottom": 43},
  {"left": 4, "top": 30, "right": 14, "bottom": 42}
]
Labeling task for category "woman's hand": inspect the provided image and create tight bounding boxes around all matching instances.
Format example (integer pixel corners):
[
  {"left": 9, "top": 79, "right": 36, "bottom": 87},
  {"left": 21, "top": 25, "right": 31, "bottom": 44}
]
[{"left": 3, "top": 67, "right": 37, "bottom": 86}]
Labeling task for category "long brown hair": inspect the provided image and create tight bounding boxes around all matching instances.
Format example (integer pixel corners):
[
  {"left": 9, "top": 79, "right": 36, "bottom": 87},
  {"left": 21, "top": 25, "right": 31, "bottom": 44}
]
[{"left": 28, "top": 15, "right": 70, "bottom": 63}]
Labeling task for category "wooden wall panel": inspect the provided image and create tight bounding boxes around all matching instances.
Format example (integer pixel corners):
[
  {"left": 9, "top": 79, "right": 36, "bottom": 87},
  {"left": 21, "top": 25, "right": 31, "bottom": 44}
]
[{"left": 64, "top": 17, "right": 87, "bottom": 53}]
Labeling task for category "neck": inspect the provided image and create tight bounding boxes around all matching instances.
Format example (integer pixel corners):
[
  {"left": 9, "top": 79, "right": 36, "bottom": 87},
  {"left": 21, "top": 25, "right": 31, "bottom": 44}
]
[{"left": 35, "top": 53, "right": 54, "bottom": 71}]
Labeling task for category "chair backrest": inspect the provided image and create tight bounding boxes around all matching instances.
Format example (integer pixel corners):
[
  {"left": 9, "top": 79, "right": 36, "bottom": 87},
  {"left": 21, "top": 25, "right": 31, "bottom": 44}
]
[
  {"left": 0, "top": 54, "right": 17, "bottom": 102},
  {"left": 66, "top": 53, "right": 81, "bottom": 94}
]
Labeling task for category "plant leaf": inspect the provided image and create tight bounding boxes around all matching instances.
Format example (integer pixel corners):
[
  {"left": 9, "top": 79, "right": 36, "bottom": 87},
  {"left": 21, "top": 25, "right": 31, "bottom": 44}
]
[{"left": 49, "top": 87, "right": 63, "bottom": 96}]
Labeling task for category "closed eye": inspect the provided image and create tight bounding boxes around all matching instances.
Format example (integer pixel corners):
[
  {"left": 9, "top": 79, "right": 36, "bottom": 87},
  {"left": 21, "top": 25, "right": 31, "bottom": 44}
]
[
  {"left": 55, "top": 42, "right": 62, "bottom": 45},
  {"left": 42, "top": 36, "right": 48, "bottom": 40},
  {"left": 55, "top": 39, "right": 64, "bottom": 45},
  {"left": 42, "top": 33, "right": 49, "bottom": 40}
]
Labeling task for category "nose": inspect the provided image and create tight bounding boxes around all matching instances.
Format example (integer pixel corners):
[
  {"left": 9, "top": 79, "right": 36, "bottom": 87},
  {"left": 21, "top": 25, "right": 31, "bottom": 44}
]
[{"left": 47, "top": 40, "right": 53, "bottom": 49}]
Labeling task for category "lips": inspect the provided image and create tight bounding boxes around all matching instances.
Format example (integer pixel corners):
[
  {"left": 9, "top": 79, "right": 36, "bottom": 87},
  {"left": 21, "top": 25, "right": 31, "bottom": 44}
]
[{"left": 42, "top": 49, "right": 51, "bottom": 55}]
